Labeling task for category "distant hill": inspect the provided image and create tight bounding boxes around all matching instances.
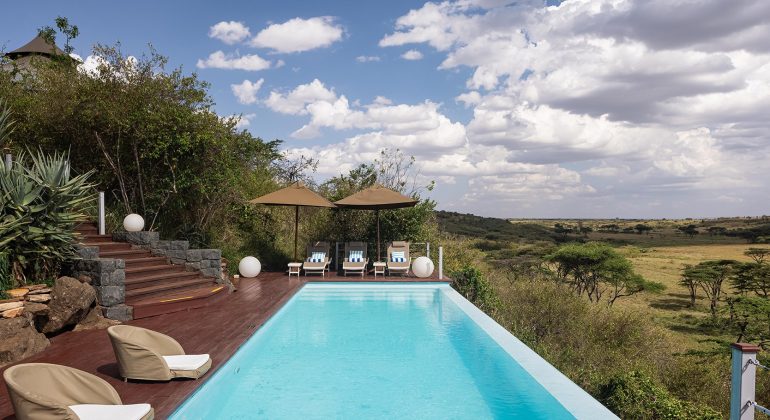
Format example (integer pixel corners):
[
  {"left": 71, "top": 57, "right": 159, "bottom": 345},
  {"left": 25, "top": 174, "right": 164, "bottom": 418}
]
[{"left": 436, "top": 211, "right": 560, "bottom": 242}]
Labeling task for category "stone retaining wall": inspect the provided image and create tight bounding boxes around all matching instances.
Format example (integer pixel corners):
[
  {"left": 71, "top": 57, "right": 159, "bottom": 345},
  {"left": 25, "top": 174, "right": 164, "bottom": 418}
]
[
  {"left": 70, "top": 246, "right": 132, "bottom": 321},
  {"left": 112, "top": 232, "right": 224, "bottom": 283}
]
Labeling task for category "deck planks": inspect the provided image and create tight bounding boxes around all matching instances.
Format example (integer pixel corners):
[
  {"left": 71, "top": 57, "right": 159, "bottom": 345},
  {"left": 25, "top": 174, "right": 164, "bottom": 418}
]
[{"left": 0, "top": 272, "right": 447, "bottom": 419}]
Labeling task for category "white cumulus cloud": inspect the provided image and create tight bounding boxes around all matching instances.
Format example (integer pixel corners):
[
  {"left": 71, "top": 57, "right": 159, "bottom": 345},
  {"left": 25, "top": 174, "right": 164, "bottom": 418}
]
[
  {"left": 209, "top": 21, "right": 251, "bottom": 44},
  {"left": 251, "top": 17, "right": 344, "bottom": 53},
  {"left": 231, "top": 79, "right": 264, "bottom": 105},
  {"left": 196, "top": 51, "right": 272, "bottom": 71},
  {"left": 401, "top": 49, "right": 424, "bottom": 60}
]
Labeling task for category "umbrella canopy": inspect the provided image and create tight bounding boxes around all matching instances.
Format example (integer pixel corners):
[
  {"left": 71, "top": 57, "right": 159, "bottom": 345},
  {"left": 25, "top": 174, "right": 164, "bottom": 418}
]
[
  {"left": 249, "top": 182, "right": 335, "bottom": 260},
  {"left": 334, "top": 185, "right": 418, "bottom": 261}
]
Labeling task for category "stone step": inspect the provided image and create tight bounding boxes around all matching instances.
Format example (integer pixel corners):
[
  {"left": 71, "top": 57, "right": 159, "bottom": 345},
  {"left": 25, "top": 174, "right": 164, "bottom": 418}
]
[
  {"left": 122, "top": 256, "right": 169, "bottom": 268},
  {"left": 125, "top": 270, "right": 200, "bottom": 290},
  {"left": 125, "top": 277, "right": 215, "bottom": 299}
]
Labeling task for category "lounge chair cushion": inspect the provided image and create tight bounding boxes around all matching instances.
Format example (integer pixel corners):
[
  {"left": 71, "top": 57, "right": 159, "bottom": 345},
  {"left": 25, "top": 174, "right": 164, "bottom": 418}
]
[
  {"left": 69, "top": 403, "right": 152, "bottom": 420},
  {"left": 310, "top": 252, "right": 325, "bottom": 262},
  {"left": 391, "top": 251, "right": 405, "bottom": 262},
  {"left": 349, "top": 250, "right": 364, "bottom": 262},
  {"left": 162, "top": 354, "right": 210, "bottom": 371}
]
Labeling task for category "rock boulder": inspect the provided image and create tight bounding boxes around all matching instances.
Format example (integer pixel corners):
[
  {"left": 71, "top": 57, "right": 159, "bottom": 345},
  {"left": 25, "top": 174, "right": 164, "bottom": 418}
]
[
  {"left": 74, "top": 306, "right": 120, "bottom": 331},
  {"left": 41, "top": 276, "right": 96, "bottom": 334},
  {"left": 0, "top": 317, "right": 49, "bottom": 367}
]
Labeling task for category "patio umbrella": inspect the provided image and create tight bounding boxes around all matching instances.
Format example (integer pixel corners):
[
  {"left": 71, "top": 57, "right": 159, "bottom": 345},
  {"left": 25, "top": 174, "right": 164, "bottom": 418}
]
[
  {"left": 249, "top": 182, "right": 335, "bottom": 260},
  {"left": 334, "top": 184, "right": 418, "bottom": 261}
]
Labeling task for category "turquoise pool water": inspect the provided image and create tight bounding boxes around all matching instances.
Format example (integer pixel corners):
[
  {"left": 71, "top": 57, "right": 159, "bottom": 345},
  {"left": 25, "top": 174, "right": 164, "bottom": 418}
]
[{"left": 171, "top": 283, "right": 613, "bottom": 419}]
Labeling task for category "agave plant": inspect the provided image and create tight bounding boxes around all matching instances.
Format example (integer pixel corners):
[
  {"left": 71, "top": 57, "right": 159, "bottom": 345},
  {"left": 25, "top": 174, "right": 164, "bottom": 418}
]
[
  {"left": 0, "top": 98, "right": 14, "bottom": 149},
  {"left": 0, "top": 149, "right": 96, "bottom": 286}
]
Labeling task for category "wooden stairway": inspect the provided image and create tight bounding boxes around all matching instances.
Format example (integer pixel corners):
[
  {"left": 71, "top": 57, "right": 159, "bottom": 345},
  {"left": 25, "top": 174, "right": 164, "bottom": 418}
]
[{"left": 75, "top": 223, "right": 226, "bottom": 319}]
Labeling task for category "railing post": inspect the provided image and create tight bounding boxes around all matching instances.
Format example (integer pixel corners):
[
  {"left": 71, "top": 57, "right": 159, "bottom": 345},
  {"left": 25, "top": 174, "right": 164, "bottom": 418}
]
[
  {"left": 731, "top": 343, "right": 760, "bottom": 420},
  {"left": 426, "top": 242, "right": 430, "bottom": 259},
  {"left": 4, "top": 153, "right": 11, "bottom": 170},
  {"left": 438, "top": 246, "right": 443, "bottom": 280},
  {"left": 98, "top": 192, "right": 106, "bottom": 236}
]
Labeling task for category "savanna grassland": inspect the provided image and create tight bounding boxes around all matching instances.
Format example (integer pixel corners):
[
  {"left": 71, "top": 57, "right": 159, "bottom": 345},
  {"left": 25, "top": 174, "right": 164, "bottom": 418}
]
[{"left": 439, "top": 212, "right": 770, "bottom": 417}]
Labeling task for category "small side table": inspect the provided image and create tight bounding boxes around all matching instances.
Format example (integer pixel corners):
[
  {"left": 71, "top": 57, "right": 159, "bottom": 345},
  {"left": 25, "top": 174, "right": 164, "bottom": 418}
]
[
  {"left": 288, "top": 262, "right": 302, "bottom": 277},
  {"left": 373, "top": 262, "right": 386, "bottom": 278}
]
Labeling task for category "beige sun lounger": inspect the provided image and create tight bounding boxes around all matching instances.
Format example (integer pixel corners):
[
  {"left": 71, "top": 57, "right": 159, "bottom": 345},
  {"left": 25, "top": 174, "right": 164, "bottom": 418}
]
[
  {"left": 303, "top": 241, "right": 331, "bottom": 277},
  {"left": 387, "top": 241, "right": 411, "bottom": 276},
  {"left": 343, "top": 241, "right": 369, "bottom": 277},
  {"left": 3, "top": 362, "right": 154, "bottom": 420},
  {"left": 107, "top": 325, "right": 212, "bottom": 382}
]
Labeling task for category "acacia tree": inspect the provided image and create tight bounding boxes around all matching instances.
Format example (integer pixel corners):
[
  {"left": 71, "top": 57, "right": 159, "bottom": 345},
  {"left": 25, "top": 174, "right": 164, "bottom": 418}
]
[
  {"left": 731, "top": 262, "right": 770, "bottom": 298},
  {"left": 679, "top": 265, "right": 700, "bottom": 307},
  {"left": 546, "top": 242, "right": 663, "bottom": 306},
  {"left": 685, "top": 260, "right": 736, "bottom": 317},
  {"left": 724, "top": 296, "right": 770, "bottom": 346},
  {"left": 746, "top": 248, "right": 770, "bottom": 264},
  {"left": 634, "top": 224, "right": 653, "bottom": 235},
  {"left": 678, "top": 224, "right": 699, "bottom": 238}
]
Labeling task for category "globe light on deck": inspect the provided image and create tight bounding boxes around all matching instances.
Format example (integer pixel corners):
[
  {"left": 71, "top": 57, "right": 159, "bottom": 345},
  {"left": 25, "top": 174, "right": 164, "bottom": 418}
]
[
  {"left": 411, "top": 256, "right": 435, "bottom": 278},
  {"left": 123, "top": 214, "right": 145, "bottom": 232},
  {"left": 239, "top": 256, "right": 261, "bottom": 278}
]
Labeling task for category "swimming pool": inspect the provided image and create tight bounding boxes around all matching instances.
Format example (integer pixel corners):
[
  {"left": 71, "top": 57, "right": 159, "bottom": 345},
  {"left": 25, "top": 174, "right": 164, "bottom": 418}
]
[{"left": 170, "top": 283, "right": 617, "bottom": 419}]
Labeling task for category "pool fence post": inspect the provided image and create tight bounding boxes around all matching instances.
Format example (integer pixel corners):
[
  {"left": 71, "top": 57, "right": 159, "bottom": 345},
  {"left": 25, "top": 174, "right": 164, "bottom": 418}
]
[
  {"left": 4, "top": 153, "right": 11, "bottom": 170},
  {"left": 731, "top": 342, "right": 760, "bottom": 420},
  {"left": 98, "top": 192, "right": 106, "bottom": 236},
  {"left": 438, "top": 246, "right": 443, "bottom": 280},
  {"left": 426, "top": 242, "right": 430, "bottom": 259}
]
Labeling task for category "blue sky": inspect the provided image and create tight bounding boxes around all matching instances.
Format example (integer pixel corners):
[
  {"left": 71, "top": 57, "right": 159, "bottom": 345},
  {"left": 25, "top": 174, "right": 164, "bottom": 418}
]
[{"left": 3, "top": 0, "right": 770, "bottom": 218}]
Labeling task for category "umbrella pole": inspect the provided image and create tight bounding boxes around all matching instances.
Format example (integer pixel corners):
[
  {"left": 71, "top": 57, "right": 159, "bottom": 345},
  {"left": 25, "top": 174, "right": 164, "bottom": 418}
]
[
  {"left": 376, "top": 209, "right": 381, "bottom": 262},
  {"left": 294, "top": 205, "right": 299, "bottom": 261}
]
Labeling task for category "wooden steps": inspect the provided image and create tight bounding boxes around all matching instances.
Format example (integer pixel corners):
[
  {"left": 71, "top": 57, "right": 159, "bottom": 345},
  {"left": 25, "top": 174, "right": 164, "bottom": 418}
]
[{"left": 77, "top": 222, "right": 226, "bottom": 319}]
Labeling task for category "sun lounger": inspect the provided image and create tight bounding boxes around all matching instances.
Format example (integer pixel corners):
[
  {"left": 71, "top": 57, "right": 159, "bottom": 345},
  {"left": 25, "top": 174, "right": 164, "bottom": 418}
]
[
  {"left": 107, "top": 325, "right": 211, "bottom": 382},
  {"left": 3, "top": 362, "right": 154, "bottom": 420},
  {"left": 387, "top": 241, "right": 411, "bottom": 276},
  {"left": 303, "top": 241, "right": 331, "bottom": 276},
  {"left": 343, "top": 241, "right": 369, "bottom": 277}
]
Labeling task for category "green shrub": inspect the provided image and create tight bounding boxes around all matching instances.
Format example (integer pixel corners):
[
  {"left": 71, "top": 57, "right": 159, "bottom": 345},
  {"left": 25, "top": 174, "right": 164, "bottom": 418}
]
[
  {"left": 0, "top": 150, "right": 95, "bottom": 285},
  {"left": 599, "top": 371, "right": 721, "bottom": 420},
  {"left": 450, "top": 265, "right": 498, "bottom": 313}
]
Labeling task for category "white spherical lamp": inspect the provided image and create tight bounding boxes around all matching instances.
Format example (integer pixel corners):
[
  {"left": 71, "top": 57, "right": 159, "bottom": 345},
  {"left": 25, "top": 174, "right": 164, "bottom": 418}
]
[
  {"left": 238, "top": 256, "right": 261, "bottom": 278},
  {"left": 411, "top": 256, "right": 435, "bottom": 278},
  {"left": 123, "top": 214, "right": 145, "bottom": 232}
]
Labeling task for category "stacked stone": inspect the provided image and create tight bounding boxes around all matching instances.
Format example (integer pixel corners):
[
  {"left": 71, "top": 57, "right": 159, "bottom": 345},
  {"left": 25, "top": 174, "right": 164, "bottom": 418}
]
[
  {"left": 71, "top": 252, "right": 132, "bottom": 321},
  {"left": 119, "top": 233, "right": 223, "bottom": 283}
]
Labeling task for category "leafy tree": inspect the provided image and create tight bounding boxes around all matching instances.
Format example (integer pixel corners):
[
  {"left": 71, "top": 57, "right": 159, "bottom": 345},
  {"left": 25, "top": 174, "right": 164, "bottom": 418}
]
[
  {"left": 684, "top": 260, "right": 736, "bottom": 317},
  {"left": 314, "top": 150, "right": 437, "bottom": 256},
  {"left": 707, "top": 226, "right": 727, "bottom": 236},
  {"left": 731, "top": 262, "right": 770, "bottom": 298},
  {"left": 599, "top": 371, "right": 721, "bottom": 420},
  {"left": 450, "top": 265, "right": 498, "bottom": 313},
  {"left": 634, "top": 223, "right": 653, "bottom": 235},
  {"left": 678, "top": 224, "right": 699, "bottom": 238},
  {"left": 679, "top": 265, "right": 700, "bottom": 307},
  {"left": 0, "top": 41, "right": 284, "bottom": 262},
  {"left": 745, "top": 248, "right": 770, "bottom": 264},
  {"left": 38, "top": 16, "right": 80, "bottom": 56},
  {"left": 546, "top": 242, "right": 664, "bottom": 306},
  {"left": 724, "top": 296, "right": 770, "bottom": 346}
]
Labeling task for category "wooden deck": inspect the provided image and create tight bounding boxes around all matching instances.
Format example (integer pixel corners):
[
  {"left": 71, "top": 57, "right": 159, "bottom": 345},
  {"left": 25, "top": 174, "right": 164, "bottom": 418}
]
[{"left": 0, "top": 272, "right": 449, "bottom": 419}]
